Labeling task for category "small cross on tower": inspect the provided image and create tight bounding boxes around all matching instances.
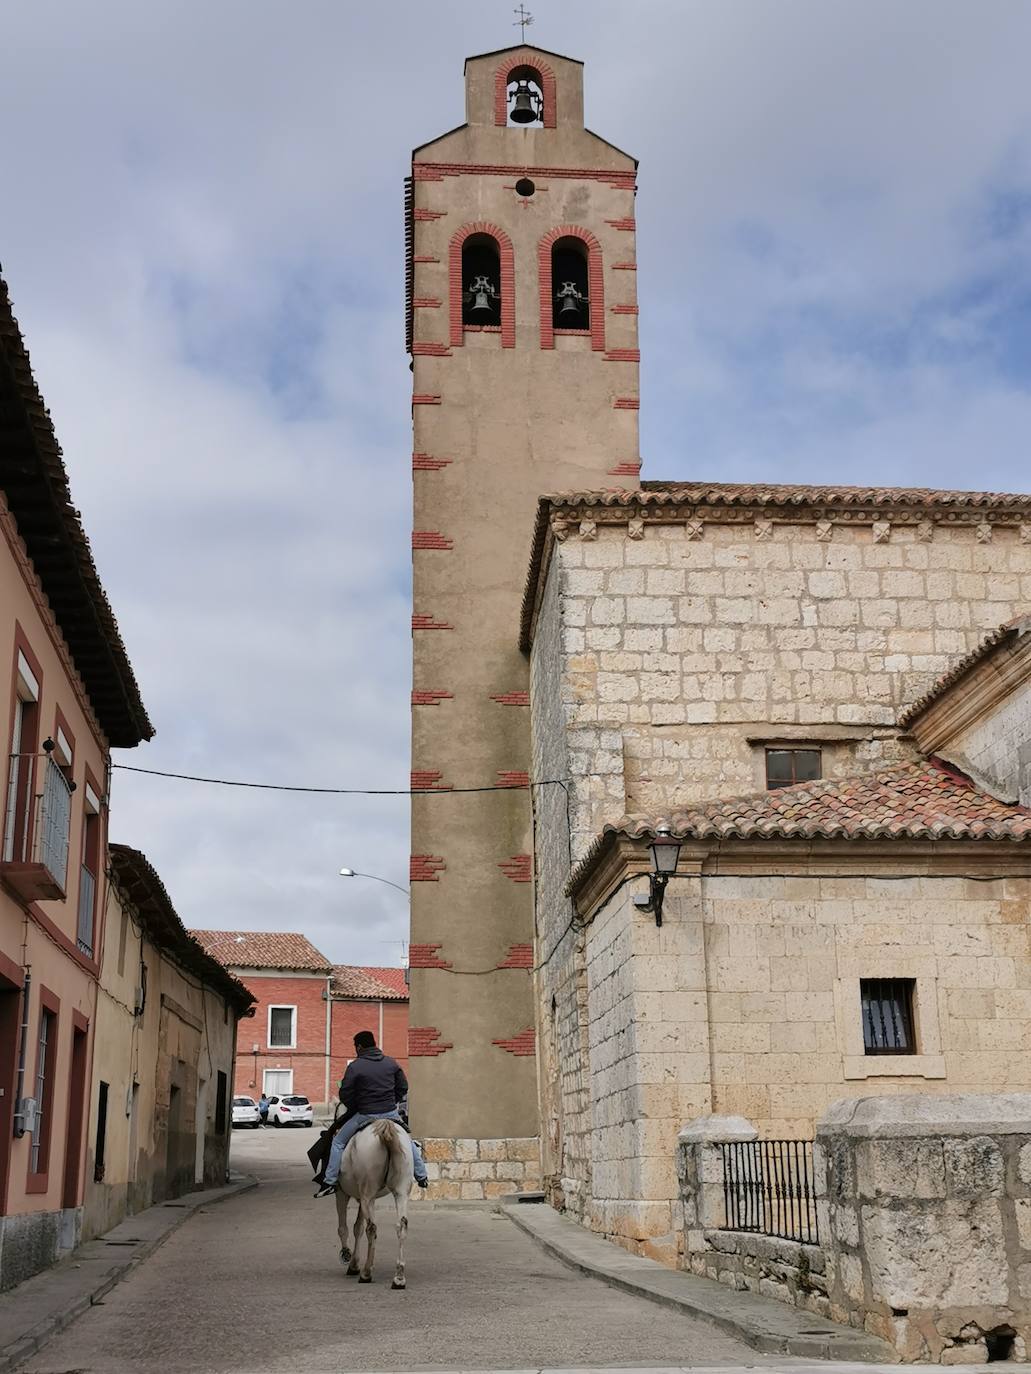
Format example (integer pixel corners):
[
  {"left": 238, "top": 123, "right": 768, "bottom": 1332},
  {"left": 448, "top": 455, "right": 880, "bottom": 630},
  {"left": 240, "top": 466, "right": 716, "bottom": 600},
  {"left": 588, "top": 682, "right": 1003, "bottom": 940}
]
[{"left": 513, "top": 5, "right": 534, "bottom": 41}]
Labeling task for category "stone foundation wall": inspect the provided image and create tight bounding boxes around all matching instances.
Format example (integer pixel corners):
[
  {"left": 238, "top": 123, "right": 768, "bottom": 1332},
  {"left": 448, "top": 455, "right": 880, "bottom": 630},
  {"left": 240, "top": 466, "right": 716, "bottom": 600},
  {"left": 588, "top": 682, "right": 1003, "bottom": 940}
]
[
  {"left": 420, "top": 1137, "right": 541, "bottom": 1200},
  {"left": 693, "top": 1229, "right": 829, "bottom": 1317}
]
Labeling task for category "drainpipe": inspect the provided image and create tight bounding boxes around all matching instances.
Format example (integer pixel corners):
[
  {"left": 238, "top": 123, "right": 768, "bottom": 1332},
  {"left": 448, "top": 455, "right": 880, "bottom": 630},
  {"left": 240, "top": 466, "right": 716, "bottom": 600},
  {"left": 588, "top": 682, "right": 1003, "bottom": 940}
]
[
  {"left": 324, "top": 976, "right": 331, "bottom": 1109},
  {"left": 378, "top": 998, "right": 383, "bottom": 1047},
  {"left": 12, "top": 970, "right": 31, "bottom": 1136}
]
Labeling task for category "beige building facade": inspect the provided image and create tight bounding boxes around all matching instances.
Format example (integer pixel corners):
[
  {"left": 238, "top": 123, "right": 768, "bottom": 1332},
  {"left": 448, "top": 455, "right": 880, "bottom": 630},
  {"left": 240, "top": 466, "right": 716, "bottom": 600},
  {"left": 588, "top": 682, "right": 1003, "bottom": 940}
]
[
  {"left": 0, "top": 276, "right": 153, "bottom": 1289},
  {"left": 407, "top": 44, "right": 639, "bottom": 1193},
  {"left": 523, "top": 486, "right": 1031, "bottom": 1259},
  {"left": 82, "top": 847, "right": 253, "bottom": 1242}
]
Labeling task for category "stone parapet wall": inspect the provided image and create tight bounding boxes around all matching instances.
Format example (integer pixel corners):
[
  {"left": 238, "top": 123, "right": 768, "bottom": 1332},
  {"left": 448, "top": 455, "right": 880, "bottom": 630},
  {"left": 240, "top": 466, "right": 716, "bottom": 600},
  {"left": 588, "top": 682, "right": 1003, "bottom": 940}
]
[
  {"left": 679, "top": 1096, "right": 1031, "bottom": 1363},
  {"left": 818, "top": 1094, "right": 1031, "bottom": 1362},
  {"left": 419, "top": 1137, "right": 541, "bottom": 1201}
]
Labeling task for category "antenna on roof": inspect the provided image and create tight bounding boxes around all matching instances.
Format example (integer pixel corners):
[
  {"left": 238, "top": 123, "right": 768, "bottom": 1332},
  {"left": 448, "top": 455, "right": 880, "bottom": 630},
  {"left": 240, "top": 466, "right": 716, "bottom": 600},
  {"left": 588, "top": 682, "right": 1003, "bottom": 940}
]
[{"left": 513, "top": 4, "right": 534, "bottom": 41}]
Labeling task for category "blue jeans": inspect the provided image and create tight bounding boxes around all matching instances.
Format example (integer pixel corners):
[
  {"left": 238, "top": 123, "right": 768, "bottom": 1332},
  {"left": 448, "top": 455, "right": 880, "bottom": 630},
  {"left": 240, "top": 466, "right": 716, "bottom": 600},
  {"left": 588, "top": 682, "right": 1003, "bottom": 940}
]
[{"left": 323, "top": 1109, "right": 427, "bottom": 1186}]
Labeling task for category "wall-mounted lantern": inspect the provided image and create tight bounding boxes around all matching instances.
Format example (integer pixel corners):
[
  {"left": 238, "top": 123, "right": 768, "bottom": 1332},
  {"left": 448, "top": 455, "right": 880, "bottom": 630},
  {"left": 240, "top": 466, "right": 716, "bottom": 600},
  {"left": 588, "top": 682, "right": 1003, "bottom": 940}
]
[{"left": 633, "top": 824, "right": 682, "bottom": 927}]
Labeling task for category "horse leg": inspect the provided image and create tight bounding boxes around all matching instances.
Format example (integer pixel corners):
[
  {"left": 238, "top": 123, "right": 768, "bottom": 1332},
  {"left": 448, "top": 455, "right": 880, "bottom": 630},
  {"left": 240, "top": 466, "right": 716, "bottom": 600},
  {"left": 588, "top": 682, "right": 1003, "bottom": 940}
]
[
  {"left": 391, "top": 1190, "right": 409, "bottom": 1290},
  {"left": 336, "top": 1191, "right": 351, "bottom": 1266},
  {"left": 346, "top": 1206, "right": 362, "bottom": 1276},
  {"left": 359, "top": 1199, "right": 377, "bottom": 1283}
]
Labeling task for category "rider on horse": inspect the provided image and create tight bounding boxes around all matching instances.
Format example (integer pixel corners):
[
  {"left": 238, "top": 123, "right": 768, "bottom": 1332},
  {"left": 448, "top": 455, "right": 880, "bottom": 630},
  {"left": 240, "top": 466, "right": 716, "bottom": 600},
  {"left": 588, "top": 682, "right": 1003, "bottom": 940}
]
[{"left": 315, "top": 1030, "right": 429, "bottom": 1196}]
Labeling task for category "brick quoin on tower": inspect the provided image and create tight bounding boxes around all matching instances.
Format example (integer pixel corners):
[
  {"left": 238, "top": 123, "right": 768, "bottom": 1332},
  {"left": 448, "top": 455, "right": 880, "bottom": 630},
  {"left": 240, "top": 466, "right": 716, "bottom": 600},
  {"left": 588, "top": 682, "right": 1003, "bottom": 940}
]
[{"left": 407, "top": 41, "right": 639, "bottom": 1196}]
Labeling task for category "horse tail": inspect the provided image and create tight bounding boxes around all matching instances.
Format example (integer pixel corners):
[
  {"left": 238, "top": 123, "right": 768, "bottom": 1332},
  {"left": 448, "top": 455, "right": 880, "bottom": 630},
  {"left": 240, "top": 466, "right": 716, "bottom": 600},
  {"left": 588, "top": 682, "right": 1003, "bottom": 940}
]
[{"left": 374, "top": 1119, "right": 407, "bottom": 1180}]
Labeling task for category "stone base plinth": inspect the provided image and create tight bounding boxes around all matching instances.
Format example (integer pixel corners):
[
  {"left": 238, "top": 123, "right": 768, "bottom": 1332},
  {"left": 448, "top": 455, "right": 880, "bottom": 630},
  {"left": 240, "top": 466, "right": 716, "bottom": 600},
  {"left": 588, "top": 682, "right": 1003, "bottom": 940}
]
[{"left": 418, "top": 1137, "right": 541, "bottom": 1201}]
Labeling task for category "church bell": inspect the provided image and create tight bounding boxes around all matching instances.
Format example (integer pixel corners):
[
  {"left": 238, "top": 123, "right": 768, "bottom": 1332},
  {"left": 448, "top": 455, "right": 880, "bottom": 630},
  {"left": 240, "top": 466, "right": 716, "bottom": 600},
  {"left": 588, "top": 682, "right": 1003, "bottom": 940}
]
[
  {"left": 468, "top": 274, "right": 498, "bottom": 316},
  {"left": 509, "top": 81, "right": 540, "bottom": 124}
]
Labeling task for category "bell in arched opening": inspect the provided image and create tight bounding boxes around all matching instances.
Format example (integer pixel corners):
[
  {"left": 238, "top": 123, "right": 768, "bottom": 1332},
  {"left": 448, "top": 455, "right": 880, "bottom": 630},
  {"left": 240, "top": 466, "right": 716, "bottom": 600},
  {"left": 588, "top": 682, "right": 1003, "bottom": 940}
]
[
  {"left": 509, "top": 79, "right": 542, "bottom": 124},
  {"left": 551, "top": 237, "right": 590, "bottom": 330},
  {"left": 461, "top": 234, "right": 502, "bottom": 327}
]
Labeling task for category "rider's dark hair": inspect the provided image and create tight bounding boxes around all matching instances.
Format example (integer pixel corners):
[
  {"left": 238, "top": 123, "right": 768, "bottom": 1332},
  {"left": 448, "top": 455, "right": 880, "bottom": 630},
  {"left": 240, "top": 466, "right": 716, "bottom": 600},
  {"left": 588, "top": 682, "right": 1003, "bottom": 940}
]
[{"left": 353, "top": 1030, "right": 376, "bottom": 1050}]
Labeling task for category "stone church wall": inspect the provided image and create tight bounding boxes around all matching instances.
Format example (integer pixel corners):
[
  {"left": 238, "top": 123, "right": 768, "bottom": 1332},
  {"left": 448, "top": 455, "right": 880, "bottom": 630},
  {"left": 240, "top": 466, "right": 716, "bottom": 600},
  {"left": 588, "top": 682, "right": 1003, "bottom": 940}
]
[
  {"left": 528, "top": 503, "right": 1031, "bottom": 1239},
  {"left": 533, "top": 515, "right": 1031, "bottom": 851}
]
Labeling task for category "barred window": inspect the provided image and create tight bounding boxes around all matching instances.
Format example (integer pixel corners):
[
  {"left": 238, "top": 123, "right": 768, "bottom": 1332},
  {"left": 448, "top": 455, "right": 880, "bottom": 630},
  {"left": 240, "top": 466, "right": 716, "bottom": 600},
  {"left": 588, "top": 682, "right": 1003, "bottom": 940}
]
[
  {"left": 861, "top": 978, "right": 916, "bottom": 1054},
  {"left": 268, "top": 1005, "right": 296, "bottom": 1049}
]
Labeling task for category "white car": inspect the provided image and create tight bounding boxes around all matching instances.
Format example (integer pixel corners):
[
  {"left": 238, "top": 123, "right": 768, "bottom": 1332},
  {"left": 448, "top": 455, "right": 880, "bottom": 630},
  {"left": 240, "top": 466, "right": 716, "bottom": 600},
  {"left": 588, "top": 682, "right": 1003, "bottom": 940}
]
[
  {"left": 232, "top": 1096, "right": 260, "bottom": 1128},
  {"left": 268, "top": 1094, "right": 314, "bottom": 1127}
]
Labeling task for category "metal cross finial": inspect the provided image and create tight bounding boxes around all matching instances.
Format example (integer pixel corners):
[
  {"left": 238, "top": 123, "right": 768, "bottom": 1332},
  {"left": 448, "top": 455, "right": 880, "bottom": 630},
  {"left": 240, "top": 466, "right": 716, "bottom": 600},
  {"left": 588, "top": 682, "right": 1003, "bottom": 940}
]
[{"left": 513, "top": 5, "right": 534, "bottom": 40}]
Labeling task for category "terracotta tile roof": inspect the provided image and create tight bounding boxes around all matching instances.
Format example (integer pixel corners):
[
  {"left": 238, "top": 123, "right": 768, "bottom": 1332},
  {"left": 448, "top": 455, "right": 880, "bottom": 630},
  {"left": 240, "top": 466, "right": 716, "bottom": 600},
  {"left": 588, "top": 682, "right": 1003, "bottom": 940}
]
[
  {"left": 898, "top": 614, "right": 1031, "bottom": 727},
  {"left": 331, "top": 965, "right": 409, "bottom": 1001},
  {"left": 109, "top": 847, "right": 254, "bottom": 1014},
  {"left": 569, "top": 760, "right": 1031, "bottom": 895},
  {"left": 559, "top": 481, "right": 1031, "bottom": 511},
  {"left": 188, "top": 929, "right": 332, "bottom": 973},
  {"left": 0, "top": 275, "right": 153, "bottom": 747}
]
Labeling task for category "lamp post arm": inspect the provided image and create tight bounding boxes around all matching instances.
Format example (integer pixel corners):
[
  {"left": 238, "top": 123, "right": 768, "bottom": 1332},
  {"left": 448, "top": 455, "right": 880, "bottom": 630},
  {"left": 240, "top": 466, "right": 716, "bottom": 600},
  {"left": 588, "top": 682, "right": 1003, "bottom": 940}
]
[{"left": 342, "top": 870, "right": 411, "bottom": 898}]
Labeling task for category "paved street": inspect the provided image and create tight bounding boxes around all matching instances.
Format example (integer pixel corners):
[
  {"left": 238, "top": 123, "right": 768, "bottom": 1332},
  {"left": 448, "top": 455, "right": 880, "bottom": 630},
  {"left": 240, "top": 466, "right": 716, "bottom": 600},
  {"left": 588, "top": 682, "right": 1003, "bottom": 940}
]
[{"left": 23, "top": 1126, "right": 765, "bottom": 1373}]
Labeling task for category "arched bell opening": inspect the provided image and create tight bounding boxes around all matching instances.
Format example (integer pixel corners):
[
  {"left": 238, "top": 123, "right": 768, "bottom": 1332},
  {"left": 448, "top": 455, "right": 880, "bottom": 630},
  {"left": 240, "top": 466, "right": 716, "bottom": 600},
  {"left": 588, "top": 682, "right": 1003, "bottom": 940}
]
[
  {"left": 506, "top": 65, "right": 544, "bottom": 127},
  {"left": 462, "top": 235, "right": 502, "bottom": 327},
  {"left": 551, "top": 237, "right": 590, "bottom": 331}
]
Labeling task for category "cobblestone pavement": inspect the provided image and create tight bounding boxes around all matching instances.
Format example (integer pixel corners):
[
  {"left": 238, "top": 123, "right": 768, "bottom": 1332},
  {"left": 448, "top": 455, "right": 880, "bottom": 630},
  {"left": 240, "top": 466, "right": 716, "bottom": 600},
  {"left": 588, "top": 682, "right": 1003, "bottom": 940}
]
[{"left": 21, "top": 1127, "right": 767, "bottom": 1373}]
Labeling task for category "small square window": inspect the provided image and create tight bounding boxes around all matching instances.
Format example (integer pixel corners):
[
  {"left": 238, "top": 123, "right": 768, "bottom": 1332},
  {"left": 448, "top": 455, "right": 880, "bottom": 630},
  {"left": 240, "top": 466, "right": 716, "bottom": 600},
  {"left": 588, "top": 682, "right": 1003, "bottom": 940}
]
[
  {"left": 765, "top": 748, "right": 822, "bottom": 790},
  {"left": 861, "top": 978, "right": 916, "bottom": 1054}
]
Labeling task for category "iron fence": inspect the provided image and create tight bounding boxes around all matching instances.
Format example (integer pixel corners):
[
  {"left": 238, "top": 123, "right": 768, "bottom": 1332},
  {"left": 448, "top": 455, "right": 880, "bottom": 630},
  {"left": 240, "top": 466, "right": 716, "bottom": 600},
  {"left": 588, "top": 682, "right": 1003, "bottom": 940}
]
[{"left": 720, "top": 1138, "right": 819, "bottom": 1244}]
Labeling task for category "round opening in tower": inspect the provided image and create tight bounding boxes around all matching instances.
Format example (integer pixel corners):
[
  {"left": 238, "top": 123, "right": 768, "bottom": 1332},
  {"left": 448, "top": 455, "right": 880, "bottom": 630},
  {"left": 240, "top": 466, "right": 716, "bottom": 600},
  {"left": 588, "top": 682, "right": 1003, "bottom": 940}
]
[
  {"left": 506, "top": 68, "right": 544, "bottom": 126},
  {"left": 515, "top": 178, "right": 536, "bottom": 198}
]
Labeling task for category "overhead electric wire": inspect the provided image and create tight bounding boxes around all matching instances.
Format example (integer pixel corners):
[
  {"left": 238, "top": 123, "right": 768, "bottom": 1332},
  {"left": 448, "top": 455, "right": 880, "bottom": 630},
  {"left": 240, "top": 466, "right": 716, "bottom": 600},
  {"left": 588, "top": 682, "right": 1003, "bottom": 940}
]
[{"left": 111, "top": 762, "right": 577, "bottom": 795}]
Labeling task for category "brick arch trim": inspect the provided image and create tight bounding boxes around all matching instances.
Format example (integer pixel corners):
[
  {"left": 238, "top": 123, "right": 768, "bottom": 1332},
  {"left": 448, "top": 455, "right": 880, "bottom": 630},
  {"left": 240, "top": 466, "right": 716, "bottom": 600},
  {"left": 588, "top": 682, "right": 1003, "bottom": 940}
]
[
  {"left": 449, "top": 223, "right": 516, "bottom": 348},
  {"left": 538, "top": 225, "right": 605, "bottom": 352},
  {"left": 494, "top": 53, "right": 557, "bottom": 129}
]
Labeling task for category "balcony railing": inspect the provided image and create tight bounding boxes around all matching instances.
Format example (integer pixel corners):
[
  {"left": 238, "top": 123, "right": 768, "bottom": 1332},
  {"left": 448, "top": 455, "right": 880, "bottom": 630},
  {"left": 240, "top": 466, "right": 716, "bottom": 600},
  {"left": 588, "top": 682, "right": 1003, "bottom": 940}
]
[
  {"left": 77, "top": 864, "right": 97, "bottom": 956},
  {"left": 1, "top": 755, "right": 72, "bottom": 903}
]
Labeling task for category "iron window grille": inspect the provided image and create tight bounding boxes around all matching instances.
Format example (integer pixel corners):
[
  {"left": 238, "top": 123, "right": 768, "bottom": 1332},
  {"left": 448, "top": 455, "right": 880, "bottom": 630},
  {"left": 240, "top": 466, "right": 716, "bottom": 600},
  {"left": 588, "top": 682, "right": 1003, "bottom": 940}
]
[
  {"left": 765, "top": 748, "right": 822, "bottom": 790},
  {"left": 861, "top": 977, "right": 917, "bottom": 1054},
  {"left": 268, "top": 1006, "right": 295, "bottom": 1048}
]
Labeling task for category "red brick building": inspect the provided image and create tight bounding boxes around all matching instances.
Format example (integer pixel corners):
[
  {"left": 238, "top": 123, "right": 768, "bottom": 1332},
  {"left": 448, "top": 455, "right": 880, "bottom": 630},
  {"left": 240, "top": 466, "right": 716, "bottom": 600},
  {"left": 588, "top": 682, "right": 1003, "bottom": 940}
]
[
  {"left": 329, "top": 965, "right": 409, "bottom": 1097},
  {"left": 190, "top": 931, "right": 333, "bottom": 1105},
  {"left": 191, "top": 931, "right": 410, "bottom": 1109}
]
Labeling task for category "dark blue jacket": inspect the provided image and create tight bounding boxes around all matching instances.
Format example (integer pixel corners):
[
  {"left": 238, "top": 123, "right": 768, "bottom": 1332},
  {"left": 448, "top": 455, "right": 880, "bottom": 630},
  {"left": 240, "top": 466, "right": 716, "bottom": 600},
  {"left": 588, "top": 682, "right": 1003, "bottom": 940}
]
[{"left": 339, "top": 1047, "right": 408, "bottom": 1115}]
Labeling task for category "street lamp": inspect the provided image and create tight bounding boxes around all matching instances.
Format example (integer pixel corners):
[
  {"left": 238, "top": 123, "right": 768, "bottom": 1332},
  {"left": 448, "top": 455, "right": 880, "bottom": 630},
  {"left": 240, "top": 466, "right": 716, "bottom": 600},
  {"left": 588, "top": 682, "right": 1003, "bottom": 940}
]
[
  {"left": 632, "top": 824, "right": 682, "bottom": 928},
  {"left": 338, "top": 867, "right": 410, "bottom": 899}
]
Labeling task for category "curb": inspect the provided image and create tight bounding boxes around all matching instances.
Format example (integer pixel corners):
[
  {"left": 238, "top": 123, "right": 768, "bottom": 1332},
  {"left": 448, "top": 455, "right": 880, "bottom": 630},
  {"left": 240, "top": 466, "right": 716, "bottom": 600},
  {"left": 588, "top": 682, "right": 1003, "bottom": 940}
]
[
  {"left": 0, "top": 1175, "right": 257, "bottom": 1373},
  {"left": 501, "top": 1203, "right": 894, "bottom": 1364}
]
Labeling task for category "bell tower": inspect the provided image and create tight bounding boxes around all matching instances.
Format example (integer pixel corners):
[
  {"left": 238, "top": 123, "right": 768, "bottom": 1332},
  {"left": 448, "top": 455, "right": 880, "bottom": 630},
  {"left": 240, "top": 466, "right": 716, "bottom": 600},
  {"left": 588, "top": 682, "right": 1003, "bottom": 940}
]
[{"left": 407, "top": 45, "right": 639, "bottom": 1195}]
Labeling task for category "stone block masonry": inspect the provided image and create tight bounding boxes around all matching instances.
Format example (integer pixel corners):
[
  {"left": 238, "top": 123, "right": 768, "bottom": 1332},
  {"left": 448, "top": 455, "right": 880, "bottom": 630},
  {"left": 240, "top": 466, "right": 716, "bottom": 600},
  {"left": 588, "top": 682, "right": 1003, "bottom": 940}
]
[{"left": 418, "top": 1136, "right": 542, "bottom": 1201}]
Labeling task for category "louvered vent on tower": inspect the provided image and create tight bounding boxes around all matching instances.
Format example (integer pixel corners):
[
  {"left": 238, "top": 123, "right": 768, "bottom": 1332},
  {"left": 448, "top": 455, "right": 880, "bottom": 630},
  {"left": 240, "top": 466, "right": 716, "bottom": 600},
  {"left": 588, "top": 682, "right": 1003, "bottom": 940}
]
[{"left": 404, "top": 175, "right": 414, "bottom": 355}]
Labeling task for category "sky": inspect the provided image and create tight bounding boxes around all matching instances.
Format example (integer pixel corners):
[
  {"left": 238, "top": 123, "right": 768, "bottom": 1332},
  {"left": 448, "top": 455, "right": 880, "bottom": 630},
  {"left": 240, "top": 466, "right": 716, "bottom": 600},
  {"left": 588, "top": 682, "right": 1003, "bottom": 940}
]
[{"left": 4, "top": 1, "right": 1031, "bottom": 965}]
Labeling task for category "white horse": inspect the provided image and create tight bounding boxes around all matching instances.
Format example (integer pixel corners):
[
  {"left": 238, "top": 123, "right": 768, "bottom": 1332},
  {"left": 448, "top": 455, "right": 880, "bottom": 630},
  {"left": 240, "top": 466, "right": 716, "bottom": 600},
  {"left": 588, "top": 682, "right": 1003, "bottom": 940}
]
[{"left": 334, "top": 1119, "right": 414, "bottom": 1287}]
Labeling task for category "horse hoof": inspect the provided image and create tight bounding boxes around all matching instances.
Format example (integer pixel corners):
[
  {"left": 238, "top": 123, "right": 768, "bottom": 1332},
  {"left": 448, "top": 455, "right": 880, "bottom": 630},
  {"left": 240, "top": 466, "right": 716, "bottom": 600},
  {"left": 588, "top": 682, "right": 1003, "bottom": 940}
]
[
  {"left": 339, "top": 1249, "right": 351, "bottom": 1266},
  {"left": 358, "top": 1275, "right": 372, "bottom": 1284},
  {"left": 391, "top": 1281, "right": 406, "bottom": 1290}
]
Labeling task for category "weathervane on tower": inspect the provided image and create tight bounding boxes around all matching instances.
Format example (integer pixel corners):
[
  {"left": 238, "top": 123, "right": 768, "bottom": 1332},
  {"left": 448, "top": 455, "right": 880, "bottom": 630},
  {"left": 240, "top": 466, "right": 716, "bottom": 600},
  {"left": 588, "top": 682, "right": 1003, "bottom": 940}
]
[{"left": 513, "top": 5, "right": 534, "bottom": 41}]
